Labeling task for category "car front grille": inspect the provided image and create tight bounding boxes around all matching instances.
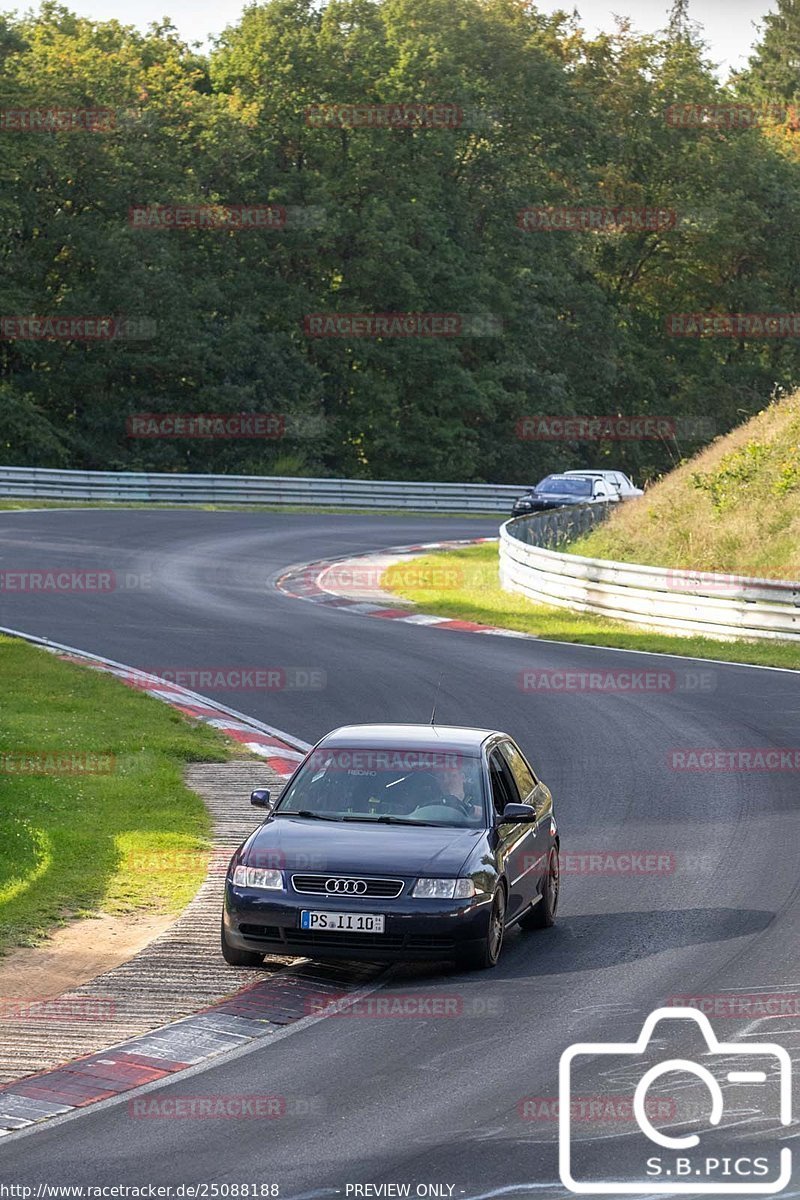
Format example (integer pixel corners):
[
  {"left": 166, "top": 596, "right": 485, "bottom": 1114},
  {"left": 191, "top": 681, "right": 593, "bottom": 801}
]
[
  {"left": 290, "top": 874, "right": 404, "bottom": 898},
  {"left": 238, "top": 924, "right": 456, "bottom": 955},
  {"left": 288, "top": 929, "right": 405, "bottom": 950}
]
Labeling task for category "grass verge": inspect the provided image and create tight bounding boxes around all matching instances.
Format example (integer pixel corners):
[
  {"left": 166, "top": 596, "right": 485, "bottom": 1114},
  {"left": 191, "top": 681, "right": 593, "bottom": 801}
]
[
  {"left": 571, "top": 391, "right": 800, "bottom": 577},
  {"left": 382, "top": 543, "right": 800, "bottom": 670},
  {"left": 0, "top": 635, "right": 231, "bottom": 954}
]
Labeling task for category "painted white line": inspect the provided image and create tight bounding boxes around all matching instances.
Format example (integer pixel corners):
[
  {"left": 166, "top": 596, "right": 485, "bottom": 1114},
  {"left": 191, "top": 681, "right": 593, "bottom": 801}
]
[{"left": 401, "top": 614, "right": 452, "bottom": 625}]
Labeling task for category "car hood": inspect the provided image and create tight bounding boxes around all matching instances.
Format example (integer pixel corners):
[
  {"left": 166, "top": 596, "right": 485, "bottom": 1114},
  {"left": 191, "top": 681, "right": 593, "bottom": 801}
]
[
  {"left": 529, "top": 493, "right": 584, "bottom": 505},
  {"left": 242, "top": 816, "right": 484, "bottom": 877},
  {"left": 534, "top": 489, "right": 585, "bottom": 499}
]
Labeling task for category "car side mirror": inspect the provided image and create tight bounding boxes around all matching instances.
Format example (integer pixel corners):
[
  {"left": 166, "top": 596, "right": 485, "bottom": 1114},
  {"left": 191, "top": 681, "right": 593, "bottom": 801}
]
[
  {"left": 250, "top": 789, "right": 272, "bottom": 809},
  {"left": 498, "top": 802, "right": 537, "bottom": 823}
]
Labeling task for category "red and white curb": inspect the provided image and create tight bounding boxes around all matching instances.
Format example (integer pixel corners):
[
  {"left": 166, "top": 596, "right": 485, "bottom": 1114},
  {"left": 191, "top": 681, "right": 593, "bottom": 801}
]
[
  {"left": 276, "top": 537, "right": 532, "bottom": 640},
  {"left": 0, "top": 965, "right": 382, "bottom": 1137},
  {"left": 0, "top": 627, "right": 310, "bottom": 779}
]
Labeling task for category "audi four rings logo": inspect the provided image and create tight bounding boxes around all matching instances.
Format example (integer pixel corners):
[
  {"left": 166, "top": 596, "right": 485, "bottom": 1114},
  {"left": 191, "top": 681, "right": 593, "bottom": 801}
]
[{"left": 325, "top": 878, "right": 368, "bottom": 894}]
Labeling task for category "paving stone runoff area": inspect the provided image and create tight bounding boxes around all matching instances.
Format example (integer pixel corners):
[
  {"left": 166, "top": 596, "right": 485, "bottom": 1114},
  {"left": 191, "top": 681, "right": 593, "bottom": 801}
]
[{"left": 0, "top": 761, "right": 381, "bottom": 1135}]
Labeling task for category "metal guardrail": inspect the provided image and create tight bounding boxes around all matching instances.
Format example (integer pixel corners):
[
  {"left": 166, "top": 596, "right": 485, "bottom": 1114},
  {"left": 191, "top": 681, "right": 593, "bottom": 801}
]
[
  {"left": 507, "top": 502, "right": 612, "bottom": 548},
  {"left": 0, "top": 465, "right": 524, "bottom": 513},
  {"left": 500, "top": 513, "right": 800, "bottom": 642}
]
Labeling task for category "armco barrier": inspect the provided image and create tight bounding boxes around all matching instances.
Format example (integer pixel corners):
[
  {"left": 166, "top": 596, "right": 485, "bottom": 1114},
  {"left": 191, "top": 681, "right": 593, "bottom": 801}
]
[
  {"left": 500, "top": 514, "right": 800, "bottom": 641},
  {"left": 507, "top": 501, "right": 612, "bottom": 547},
  {"left": 0, "top": 466, "right": 522, "bottom": 513}
]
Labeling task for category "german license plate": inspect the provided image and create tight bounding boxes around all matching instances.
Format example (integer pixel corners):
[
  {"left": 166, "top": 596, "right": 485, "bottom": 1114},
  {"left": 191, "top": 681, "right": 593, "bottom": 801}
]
[{"left": 300, "top": 910, "right": 385, "bottom": 933}]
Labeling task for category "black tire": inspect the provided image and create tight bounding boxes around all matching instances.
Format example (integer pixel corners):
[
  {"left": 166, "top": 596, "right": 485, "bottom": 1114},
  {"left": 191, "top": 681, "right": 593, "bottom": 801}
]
[
  {"left": 459, "top": 886, "right": 506, "bottom": 971},
  {"left": 221, "top": 919, "right": 264, "bottom": 967},
  {"left": 520, "top": 846, "right": 559, "bottom": 930}
]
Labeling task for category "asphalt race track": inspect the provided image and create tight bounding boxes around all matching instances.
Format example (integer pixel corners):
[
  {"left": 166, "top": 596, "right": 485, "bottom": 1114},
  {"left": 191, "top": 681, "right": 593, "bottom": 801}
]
[{"left": 1, "top": 509, "right": 799, "bottom": 1199}]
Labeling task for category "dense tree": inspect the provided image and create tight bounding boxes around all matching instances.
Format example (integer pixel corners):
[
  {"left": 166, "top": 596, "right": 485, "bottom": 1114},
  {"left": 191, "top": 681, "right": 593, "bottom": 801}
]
[
  {"left": 734, "top": 0, "right": 800, "bottom": 104},
  {"left": 1, "top": 0, "right": 799, "bottom": 483}
]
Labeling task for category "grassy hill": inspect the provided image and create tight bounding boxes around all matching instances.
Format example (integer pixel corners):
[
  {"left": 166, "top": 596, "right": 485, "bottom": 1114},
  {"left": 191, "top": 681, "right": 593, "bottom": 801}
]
[{"left": 572, "top": 391, "right": 800, "bottom": 580}]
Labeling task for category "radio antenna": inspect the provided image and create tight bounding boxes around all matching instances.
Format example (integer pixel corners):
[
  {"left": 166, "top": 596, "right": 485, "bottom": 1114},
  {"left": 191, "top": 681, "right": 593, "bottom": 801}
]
[{"left": 430, "top": 674, "right": 444, "bottom": 726}]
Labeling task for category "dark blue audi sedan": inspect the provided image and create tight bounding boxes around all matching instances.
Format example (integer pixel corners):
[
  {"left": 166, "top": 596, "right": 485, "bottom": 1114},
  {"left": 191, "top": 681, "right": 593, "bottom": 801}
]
[{"left": 221, "top": 723, "right": 559, "bottom": 970}]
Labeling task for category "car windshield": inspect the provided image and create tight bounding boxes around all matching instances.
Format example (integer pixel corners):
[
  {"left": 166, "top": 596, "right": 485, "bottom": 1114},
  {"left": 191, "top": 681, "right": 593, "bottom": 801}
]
[
  {"left": 536, "top": 475, "right": 592, "bottom": 495},
  {"left": 274, "top": 747, "right": 486, "bottom": 828}
]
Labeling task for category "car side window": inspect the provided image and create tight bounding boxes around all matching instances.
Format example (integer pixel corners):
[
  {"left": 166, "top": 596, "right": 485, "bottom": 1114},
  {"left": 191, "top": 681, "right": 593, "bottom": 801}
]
[
  {"left": 498, "top": 741, "right": 537, "bottom": 803},
  {"left": 488, "top": 748, "right": 520, "bottom": 817}
]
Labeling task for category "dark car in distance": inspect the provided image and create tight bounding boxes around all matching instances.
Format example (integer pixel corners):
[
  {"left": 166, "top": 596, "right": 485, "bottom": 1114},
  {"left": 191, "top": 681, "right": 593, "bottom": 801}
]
[
  {"left": 511, "top": 472, "right": 617, "bottom": 516},
  {"left": 222, "top": 723, "right": 560, "bottom": 971}
]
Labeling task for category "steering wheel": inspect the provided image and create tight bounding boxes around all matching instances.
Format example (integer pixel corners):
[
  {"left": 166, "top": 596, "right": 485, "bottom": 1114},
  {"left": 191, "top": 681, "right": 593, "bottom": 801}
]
[{"left": 440, "top": 793, "right": 473, "bottom": 818}]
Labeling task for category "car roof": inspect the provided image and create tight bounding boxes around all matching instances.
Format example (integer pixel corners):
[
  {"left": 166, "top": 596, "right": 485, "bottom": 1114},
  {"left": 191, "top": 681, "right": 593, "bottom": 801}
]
[
  {"left": 317, "top": 723, "right": 503, "bottom": 757},
  {"left": 564, "top": 469, "right": 616, "bottom": 477}
]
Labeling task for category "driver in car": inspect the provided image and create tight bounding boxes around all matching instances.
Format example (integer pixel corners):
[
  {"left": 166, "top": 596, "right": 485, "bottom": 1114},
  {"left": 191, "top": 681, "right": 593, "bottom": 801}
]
[{"left": 435, "top": 761, "right": 483, "bottom": 822}]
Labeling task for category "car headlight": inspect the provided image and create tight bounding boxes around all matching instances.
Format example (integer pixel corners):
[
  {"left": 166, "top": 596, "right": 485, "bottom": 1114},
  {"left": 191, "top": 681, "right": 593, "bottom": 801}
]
[
  {"left": 232, "top": 865, "right": 283, "bottom": 890},
  {"left": 412, "top": 877, "right": 476, "bottom": 899}
]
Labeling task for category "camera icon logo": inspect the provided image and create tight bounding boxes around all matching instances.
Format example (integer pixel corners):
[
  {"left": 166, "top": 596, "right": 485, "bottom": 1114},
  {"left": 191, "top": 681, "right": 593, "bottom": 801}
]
[{"left": 559, "top": 1007, "right": 792, "bottom": 1194}]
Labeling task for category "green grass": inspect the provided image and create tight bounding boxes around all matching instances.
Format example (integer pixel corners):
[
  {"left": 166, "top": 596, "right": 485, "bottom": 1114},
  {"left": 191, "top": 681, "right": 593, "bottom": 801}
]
[
  {"left": 0, "top": 635, "right": 232, "bottom": 953},
  {"left": 382, "top": 543, "right": 800, "bottom": 670},
  {"left": 572, "top": 391, "right": 800, "bottom": 579}
]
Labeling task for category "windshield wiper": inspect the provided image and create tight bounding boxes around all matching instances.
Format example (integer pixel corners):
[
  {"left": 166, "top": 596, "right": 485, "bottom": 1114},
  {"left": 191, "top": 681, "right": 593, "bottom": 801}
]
[
  {"left": 276, "top": 809, "right": 341, "bottom": 821},
  {"left": 341, "top": 815, "right": 442, "bottom": 826}
]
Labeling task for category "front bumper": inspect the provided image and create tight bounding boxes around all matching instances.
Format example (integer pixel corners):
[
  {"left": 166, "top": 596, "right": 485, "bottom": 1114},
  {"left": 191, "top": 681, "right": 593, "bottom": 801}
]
[
  {"left": 223, "top": 884, "right": 492, "bottom": 962},
  {"left": 513, "top": 500, "right": 577, "bottom": 515}
]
